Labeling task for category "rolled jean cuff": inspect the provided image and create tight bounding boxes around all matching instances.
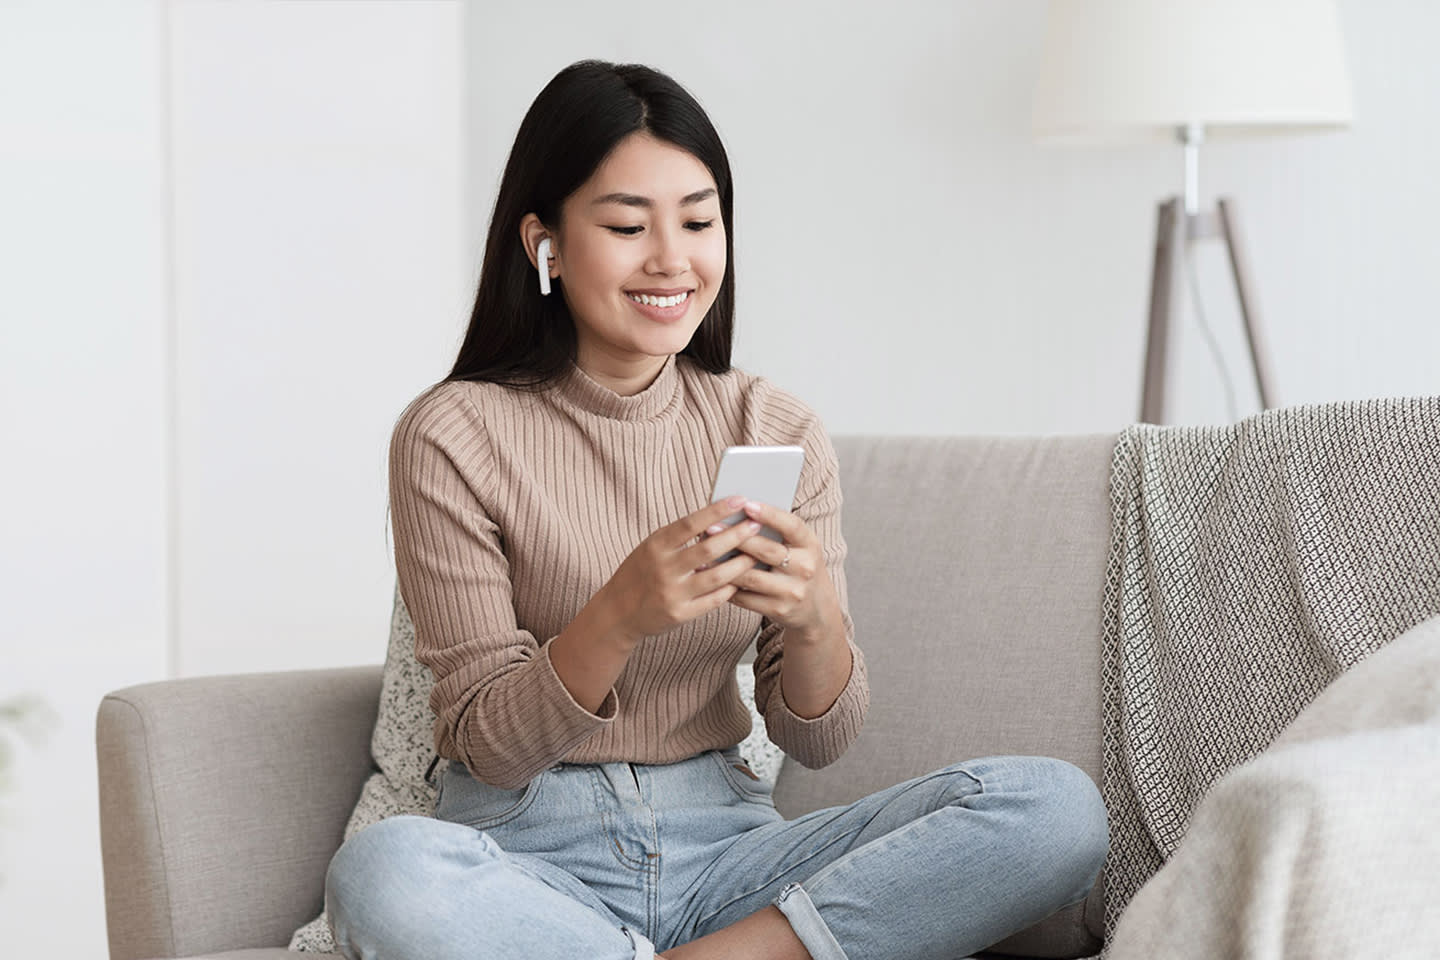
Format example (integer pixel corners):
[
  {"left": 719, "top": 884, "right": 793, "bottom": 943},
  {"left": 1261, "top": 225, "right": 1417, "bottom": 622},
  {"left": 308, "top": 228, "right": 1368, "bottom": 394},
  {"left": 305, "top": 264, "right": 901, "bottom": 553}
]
[
  {"left": 621, "top": 925, "right": 656, "bottom": 960},
  {"left": 773, "top": 882, "right": 849, "bottom": 960}
]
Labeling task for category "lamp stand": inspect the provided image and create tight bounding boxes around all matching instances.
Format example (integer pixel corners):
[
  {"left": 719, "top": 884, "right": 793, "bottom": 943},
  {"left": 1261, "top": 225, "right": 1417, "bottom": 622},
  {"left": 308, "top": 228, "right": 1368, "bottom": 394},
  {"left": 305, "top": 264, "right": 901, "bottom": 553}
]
[{"left": 1139, "top": 194, "right": 1277, "bottom": 424}]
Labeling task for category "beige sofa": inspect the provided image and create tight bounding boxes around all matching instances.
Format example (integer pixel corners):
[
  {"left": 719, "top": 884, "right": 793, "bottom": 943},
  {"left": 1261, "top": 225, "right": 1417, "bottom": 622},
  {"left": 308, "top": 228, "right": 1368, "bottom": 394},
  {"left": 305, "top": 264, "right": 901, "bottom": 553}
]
[{"left": 96, "top": 432, "right": 1122, "bottom": 960}]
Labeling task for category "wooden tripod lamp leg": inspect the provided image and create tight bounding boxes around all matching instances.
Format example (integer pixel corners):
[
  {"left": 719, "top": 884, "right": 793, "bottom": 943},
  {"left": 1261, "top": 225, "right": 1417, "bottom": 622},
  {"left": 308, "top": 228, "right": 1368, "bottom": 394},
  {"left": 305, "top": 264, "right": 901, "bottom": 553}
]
[
  {"left": 1216, "top": 196, "right": 1276, "bottom": 411},
  {"left": 1140, "top": 197, "right": 1181, "bottom": 424}
]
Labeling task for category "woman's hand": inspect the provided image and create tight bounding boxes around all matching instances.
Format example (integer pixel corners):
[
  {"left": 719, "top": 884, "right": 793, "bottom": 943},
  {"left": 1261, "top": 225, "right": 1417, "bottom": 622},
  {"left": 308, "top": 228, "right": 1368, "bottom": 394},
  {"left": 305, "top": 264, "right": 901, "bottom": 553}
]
[
  {"left": 717, "top": 500, "right": 842, "bottom": 640},
  {"left": 598, "top": 495, "right": 769, "bottom": 643}
]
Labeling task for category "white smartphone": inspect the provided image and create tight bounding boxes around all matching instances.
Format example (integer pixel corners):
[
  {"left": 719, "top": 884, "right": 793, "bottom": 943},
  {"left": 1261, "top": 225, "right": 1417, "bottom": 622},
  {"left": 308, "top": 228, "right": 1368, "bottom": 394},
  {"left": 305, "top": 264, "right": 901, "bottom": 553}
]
[{"left": 707, "top": 445, "right": 805, "bottom": 567}]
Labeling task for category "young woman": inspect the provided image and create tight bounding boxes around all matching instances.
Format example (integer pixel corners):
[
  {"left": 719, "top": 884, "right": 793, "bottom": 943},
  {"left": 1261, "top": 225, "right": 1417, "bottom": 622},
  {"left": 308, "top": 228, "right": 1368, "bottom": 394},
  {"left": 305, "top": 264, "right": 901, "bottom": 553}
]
[{"left": 324, "top": 59, "right": 1108, "bottom": 960}]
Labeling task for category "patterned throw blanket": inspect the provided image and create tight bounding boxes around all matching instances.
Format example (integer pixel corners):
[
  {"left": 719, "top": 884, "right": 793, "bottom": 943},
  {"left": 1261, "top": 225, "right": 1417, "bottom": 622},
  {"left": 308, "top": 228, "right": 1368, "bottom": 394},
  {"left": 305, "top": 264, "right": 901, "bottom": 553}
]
[{"left": 1097, "top": 396, "right": 1440, "bottom": 949}]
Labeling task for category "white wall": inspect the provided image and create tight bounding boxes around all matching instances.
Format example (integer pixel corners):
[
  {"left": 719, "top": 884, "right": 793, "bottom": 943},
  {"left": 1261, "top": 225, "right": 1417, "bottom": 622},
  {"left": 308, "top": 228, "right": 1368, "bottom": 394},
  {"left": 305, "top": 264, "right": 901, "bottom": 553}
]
[
  {"left": 1, "top": 1, "right": 1437, "bottom": 957},
  {"left": 0, "top": 1, "right": 464, "bottom": 956},
  {"left": 0, "top": 1, "right": 171, "bottom": 955},
  {"left": 167, "top": 0, "right": 466, "bottom": 678},
  {"left": 464, "top": 0, "right": 1439, "bottom": 434}
]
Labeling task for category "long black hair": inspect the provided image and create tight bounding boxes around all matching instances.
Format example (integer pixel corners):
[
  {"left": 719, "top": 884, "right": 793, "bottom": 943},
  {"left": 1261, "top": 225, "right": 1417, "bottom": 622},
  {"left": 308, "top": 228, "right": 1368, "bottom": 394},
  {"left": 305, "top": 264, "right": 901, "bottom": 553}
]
[{"left": 447, "top": 59, "right": 736, "bottom": 388}]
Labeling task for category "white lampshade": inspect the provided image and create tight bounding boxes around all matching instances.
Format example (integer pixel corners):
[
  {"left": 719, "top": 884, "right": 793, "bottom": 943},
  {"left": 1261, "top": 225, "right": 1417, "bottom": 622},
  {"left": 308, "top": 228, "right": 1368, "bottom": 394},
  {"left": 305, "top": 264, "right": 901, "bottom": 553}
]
[{"left": 1032, "top": 0, "right": 1354, "bottom": 144}]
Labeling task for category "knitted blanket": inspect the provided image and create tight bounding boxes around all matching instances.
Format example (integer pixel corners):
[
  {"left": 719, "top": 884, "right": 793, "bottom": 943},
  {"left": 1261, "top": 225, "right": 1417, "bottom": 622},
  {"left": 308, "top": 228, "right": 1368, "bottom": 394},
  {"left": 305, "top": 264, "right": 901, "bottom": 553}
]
[{"left": 1097, "top": 396, "right": 1440, "bottom": 949}]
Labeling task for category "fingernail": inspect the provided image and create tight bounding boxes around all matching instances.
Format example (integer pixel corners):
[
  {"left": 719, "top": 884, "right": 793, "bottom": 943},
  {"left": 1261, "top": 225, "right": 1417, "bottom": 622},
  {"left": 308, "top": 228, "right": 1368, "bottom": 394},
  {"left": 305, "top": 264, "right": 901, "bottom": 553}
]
[
  {"left": 744, "top": 500, "right": 762, "bottom": 513},
  {"left": 725, "top": 495, "right": 745, "bottom": 507},
  {"left": 706, "top": 523, "right": 724, "bottom": 535},
  {"left": 747, "top": 521, "right": 762, "bottom": 533}
]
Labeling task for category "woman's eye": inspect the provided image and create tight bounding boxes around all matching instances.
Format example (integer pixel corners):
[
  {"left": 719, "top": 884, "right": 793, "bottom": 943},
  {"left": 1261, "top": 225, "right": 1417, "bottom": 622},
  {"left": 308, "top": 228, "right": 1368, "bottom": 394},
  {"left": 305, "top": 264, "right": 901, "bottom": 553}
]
[{"left": 604, "top": 220, "right": 715, "bottom": 236}]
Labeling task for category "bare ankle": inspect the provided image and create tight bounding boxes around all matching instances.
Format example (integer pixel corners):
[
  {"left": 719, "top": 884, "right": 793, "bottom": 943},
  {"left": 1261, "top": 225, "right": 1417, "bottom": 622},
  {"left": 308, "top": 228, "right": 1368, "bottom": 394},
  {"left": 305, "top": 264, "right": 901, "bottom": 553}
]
[{"left": 659, "top": 906, "right": 810, "bottom": 960}]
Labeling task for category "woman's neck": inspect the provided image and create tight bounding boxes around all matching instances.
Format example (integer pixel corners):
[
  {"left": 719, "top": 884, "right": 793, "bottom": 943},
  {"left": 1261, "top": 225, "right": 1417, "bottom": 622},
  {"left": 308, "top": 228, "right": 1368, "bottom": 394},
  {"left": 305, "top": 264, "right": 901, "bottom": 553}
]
[{"left": 575, "top": 349, "right": 671, "bottom": 397}]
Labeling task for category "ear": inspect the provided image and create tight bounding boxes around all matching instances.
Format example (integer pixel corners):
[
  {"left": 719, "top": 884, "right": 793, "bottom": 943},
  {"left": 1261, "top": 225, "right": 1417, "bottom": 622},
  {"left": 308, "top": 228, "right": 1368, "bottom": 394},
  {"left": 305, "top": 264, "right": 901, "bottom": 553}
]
[{"left": 519, "top": 214, "right": 557, "bottom": 278}]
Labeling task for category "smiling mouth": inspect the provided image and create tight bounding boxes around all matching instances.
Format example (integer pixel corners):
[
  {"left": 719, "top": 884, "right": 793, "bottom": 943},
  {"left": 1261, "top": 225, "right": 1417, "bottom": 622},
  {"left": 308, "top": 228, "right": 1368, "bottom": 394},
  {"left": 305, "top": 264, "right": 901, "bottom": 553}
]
[{"left": 625, "top": 290, "right": 692, "bottom": 308}]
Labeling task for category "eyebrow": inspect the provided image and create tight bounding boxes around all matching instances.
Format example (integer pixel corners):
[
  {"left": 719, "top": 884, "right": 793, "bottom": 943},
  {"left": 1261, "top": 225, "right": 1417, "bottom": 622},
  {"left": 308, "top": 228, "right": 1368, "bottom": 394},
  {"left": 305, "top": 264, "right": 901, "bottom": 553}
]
[{"left": 590, "top": 188, "right": 717, "bottom": 208}]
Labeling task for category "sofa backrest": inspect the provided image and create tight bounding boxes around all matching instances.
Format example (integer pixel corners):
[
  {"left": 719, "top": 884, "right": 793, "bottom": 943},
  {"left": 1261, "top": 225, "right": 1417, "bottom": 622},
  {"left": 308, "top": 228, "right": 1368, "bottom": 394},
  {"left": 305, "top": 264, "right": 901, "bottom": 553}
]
[
  {"left": 772, "top": 433, "right": 1121, "bottom": 953},
  {"left": 94, "top": 432, "right": 1121, "bottom": 960},
  {"left": 773, "top": 433, "right": 1118, "bottom": 816}
]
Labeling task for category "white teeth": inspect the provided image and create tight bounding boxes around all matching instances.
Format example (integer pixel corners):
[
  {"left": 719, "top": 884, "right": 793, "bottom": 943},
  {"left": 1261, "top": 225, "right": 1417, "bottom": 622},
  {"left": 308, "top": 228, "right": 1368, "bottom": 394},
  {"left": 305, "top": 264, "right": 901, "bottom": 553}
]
[{"left": 627, "top": 291, "right": 690, "bottom": 308}]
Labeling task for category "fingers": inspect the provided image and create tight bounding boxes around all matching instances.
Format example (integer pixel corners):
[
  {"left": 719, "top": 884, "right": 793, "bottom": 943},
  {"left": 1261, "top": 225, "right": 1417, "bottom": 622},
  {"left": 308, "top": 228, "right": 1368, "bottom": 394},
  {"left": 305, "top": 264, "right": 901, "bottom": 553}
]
[
  {"left": 738, "top": 500, "right": 814, "bottom": 548},
  {"left": 727, "top": 578, "right": 806, "bottom": 621},
  {"left": 667, "top": 496, "right": 749, "bottom": 547},
  {"left": 687, "top": 581, "right": 741, "bottom": 620},
  {"left": 726, "top": 535, "right": 821, "bottom": 624},
  {"left": 686, "top": 550, "right": 761, "bottom": 596},
  {"left": 683, "top": 518, "right": 763, "bottom": 571},
  {"left": 731, "top": 565, "right": 802, "bottom": 597},
  {"left": 726, "top": 587, "right": 775, "bottom": 618},
  {"left": 729, "top": 532, "right": 810, "bottom": 576}
]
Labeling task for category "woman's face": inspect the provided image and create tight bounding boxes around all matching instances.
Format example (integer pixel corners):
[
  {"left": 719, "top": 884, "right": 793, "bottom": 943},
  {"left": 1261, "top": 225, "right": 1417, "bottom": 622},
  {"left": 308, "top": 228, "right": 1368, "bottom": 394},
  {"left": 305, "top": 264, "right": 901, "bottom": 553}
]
[{"left": 553, "top": 132, "right": 727, "bottom": 378}]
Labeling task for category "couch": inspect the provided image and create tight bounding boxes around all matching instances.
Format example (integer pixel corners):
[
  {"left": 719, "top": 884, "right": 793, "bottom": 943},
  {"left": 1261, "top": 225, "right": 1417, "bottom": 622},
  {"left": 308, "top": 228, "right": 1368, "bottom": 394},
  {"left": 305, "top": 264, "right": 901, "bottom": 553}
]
[{"left": 93, "top": 431, "right": 1154, "bottom": 959}]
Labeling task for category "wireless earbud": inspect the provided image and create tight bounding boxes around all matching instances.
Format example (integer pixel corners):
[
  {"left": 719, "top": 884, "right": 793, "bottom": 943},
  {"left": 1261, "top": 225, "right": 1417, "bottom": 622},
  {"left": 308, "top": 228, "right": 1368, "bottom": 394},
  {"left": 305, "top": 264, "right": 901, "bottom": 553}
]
[{"left": 537, "top": 237, "right": 552, "bottom": 296}]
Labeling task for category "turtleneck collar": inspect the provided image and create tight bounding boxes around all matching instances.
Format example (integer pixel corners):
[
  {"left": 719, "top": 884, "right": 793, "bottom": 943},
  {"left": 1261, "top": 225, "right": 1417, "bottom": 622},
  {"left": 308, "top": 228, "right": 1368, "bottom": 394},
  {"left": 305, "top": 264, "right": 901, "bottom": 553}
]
[{"left": 553, "top": 354, "right": 682, "bottom": 422}]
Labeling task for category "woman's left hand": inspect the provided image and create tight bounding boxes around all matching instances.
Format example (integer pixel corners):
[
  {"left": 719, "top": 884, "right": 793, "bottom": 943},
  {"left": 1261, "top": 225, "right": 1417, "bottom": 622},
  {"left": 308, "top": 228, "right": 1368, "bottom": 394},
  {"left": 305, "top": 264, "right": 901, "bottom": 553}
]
[{"left": 706, "top": 500, "right": 839, "bottom": 637}]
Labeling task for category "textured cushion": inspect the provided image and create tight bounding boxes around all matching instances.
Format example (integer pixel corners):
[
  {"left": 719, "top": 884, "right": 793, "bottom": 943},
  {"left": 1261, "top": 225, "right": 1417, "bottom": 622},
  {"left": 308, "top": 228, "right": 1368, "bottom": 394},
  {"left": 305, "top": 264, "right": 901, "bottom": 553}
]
[
  {"left": 289, "top": 582, "right": 783, "bottom": 953},
  {"left": 288, "top": 583, "right": 437, "bottom": 951}
]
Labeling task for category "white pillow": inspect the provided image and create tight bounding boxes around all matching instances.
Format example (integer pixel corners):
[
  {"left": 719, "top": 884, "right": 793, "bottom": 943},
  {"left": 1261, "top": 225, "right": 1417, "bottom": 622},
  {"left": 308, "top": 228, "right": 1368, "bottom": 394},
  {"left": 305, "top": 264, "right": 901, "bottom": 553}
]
[
  {"left": 1105, "top": 613, "right": 1440, "bottom": 959},
  {"left": 289, "top": 584, "right": 784, "bottom": 953}
]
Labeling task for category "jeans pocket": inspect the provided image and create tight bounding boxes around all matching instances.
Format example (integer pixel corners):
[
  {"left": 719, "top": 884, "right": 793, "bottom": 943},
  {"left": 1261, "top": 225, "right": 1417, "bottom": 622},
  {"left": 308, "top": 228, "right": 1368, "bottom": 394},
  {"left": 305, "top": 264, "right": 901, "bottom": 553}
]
[
  {"left": 435, "top": 760, "right": 545, "bottom": 829},
  {"left": 714, "top": 747, "right": 775, "bottom": 805}
]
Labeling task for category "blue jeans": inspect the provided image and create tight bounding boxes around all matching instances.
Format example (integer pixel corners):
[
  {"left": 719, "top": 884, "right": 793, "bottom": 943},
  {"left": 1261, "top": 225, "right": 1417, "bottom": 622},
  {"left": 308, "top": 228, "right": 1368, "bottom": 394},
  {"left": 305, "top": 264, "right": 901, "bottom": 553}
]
[{"left": 325, "top": 747, "right": 1108, "bottom": 960}]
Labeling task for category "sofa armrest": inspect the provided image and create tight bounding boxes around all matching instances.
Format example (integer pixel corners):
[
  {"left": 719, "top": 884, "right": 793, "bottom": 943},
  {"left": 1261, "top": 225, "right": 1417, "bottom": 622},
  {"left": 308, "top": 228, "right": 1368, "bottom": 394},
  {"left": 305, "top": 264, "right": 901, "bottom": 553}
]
[{"left": 96, "top": 665, "right": 382, "bottom": 960}]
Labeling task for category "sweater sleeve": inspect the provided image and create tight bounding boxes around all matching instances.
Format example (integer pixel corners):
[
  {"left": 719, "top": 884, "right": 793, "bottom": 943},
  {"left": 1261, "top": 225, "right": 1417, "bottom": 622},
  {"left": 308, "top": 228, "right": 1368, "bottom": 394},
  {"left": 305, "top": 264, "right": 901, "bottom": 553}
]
[
  {"left": 751, "top": 401, "right": 869, "bottom": 769},
  {"left": 388, "top": 386, "right": 617, "bottom": 789}
]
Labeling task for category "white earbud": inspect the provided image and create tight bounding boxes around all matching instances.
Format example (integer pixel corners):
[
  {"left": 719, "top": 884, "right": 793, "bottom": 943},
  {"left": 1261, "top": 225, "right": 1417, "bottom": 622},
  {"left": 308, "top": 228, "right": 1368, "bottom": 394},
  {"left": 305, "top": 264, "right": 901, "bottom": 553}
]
[{"left": 537, "top": 237, "right": 552, "bottom": 296}]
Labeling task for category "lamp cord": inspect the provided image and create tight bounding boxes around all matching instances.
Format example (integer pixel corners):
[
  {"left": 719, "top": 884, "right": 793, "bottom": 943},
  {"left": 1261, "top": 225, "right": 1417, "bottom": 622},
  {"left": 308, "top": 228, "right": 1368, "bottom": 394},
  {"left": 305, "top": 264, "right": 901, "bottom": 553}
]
[{"left": 1181, "top": 240, "right": 1241, "bottom": 423}]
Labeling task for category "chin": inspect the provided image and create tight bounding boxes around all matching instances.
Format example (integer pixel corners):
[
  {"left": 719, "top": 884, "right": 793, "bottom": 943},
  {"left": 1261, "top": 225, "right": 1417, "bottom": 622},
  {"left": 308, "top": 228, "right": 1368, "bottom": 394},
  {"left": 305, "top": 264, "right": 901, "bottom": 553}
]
[{"left": 636, "top": 326, "right": 704, "bottom": 357}]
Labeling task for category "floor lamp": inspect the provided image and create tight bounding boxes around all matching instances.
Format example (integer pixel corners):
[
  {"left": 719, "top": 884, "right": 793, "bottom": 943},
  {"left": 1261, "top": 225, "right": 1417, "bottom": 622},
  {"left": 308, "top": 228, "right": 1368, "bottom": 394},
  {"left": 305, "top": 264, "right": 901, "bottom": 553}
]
[{"left": 1031, "top": 0, "right": 1353, "bottom": 424}]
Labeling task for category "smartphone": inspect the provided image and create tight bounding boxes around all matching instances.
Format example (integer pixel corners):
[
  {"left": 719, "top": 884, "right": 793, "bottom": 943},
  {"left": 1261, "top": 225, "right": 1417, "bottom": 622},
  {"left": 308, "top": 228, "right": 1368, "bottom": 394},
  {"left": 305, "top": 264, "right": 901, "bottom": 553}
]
[{"left": 707, "top": 445, "right": 805, "bottom": 568}]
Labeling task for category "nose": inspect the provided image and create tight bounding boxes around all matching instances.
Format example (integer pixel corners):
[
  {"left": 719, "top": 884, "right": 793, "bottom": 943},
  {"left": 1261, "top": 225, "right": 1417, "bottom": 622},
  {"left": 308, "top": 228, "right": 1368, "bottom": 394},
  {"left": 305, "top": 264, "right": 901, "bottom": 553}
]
[{"left": 644, "top": 223, "right": 689, "bottom": 277}]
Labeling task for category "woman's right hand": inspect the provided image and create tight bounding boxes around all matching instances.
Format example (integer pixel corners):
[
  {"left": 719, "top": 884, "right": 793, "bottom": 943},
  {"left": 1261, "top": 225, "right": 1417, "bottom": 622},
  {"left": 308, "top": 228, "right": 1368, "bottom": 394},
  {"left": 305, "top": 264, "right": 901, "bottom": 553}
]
[{"left": 599, "top": 495, "right": 764, "bottom": 642}]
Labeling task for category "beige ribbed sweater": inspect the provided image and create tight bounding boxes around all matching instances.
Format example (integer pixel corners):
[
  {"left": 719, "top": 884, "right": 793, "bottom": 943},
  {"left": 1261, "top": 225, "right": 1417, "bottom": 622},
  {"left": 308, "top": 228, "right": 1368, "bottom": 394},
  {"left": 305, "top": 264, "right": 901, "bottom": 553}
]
[{"left": 388, "top": 353, "right": 869, "bottom": 789}]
